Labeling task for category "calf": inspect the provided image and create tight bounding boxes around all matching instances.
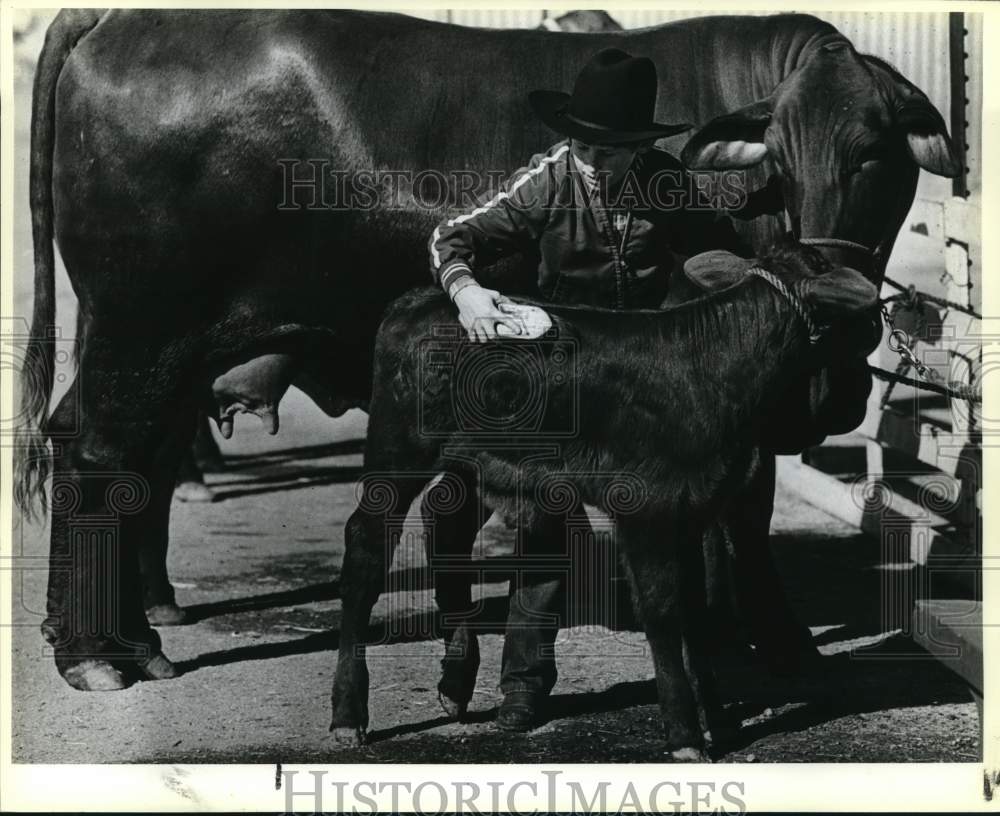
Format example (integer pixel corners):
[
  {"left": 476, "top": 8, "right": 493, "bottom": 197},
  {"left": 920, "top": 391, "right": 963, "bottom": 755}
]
[{"left": 329, "top": 243, "right": 878, "bottom": 759}]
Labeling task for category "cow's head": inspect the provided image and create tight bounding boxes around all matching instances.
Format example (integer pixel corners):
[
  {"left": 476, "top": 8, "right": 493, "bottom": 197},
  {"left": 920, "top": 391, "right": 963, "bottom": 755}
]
[{"left": 681, "top": 41, "right": 961, "bottom": 281}]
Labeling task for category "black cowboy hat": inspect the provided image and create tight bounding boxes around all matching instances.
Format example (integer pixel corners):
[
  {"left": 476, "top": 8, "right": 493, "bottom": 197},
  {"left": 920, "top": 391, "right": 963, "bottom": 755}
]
[{"left": 529, "top": 48, "right": 691, "bottom": 144}]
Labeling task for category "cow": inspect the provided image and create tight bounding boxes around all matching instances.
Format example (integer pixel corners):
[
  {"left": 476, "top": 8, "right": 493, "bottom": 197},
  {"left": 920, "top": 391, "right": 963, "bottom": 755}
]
[
  {"left": 15, "top": 10, "right": 958, "bottom": 693},
  {"left": 330, "top": 241, "right": 881, "bottom": 758}
]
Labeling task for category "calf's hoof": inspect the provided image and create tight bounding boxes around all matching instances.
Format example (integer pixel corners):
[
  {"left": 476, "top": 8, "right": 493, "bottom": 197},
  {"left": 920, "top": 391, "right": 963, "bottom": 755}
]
[
  {"left": 438, "top": 691, "right": 467, "bottom": 721},
  {"left": 437, "top": 631, "right": 479, "bottom": 720},
  {"left": 146, "top": 603, "right": 189, "bottom": 626},
  {"left": 669, "top": 746, "right": 711, "bottom": 763},
  {"left": 175, "top": 481, "right": 214, "bottom": 503},
  {"left": 61, "top": 660, "right": 129, "bottom": 692},
  {"left": 330, "top": 726, "right": 366, "bottom": 747}
]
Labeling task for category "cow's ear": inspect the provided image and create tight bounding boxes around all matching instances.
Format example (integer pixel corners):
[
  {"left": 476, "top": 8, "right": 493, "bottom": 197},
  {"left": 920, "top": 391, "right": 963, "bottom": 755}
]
[
  {"left": 897, "top": 99, "right": 962, "bottom": 177},
  {"left": 802, "top": 267, "right": 879, "bottom": 314},
  {"left": 681, "top": 98, "right": 773, "bottom": 169}
]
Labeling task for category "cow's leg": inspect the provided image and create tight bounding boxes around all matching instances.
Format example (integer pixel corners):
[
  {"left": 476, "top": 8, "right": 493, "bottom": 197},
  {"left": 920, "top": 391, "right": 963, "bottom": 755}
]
[
  {"left": 174, "top": 412, "right": 221, "bottom": 503},
  {"left": 142, "top": 411, "right": 200, "bottom": 626},
  {"left": 419, "top": 470, "right": 487, "bottom": 720},
  {"left": 330, "top": 472, "right": 432, "bottom": 745},
  {"left": 192, "top": 412, "right": 224, "bottom": 471},
  {"left": 724, "top": 454, "right": 819, "bottom": 674},
  {"left": 173, "top": 450, "right": 212, "bottom": 503},
  {"left": 43, "top": 370, "right": 179, "bottom": 691},
  {"left": 619, "top": 521, "right": 709, "bottom": 761}
]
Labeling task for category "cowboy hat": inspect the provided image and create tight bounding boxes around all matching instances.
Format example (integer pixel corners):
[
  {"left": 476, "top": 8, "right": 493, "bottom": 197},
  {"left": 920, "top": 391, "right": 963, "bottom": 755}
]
[{"left": 529, "top": 48, "right": 691, "bottom": 144}]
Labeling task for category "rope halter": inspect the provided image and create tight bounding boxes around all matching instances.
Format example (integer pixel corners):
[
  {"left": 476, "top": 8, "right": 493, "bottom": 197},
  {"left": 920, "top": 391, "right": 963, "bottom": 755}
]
[{"left": 747, "top": 266, "right": 822, "bottom": 344}]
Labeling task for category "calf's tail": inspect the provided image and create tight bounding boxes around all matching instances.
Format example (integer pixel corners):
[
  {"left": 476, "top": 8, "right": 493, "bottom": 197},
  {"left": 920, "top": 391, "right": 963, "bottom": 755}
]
[{"left": 14, "top": 9, "right": 104, "bottom": 520}]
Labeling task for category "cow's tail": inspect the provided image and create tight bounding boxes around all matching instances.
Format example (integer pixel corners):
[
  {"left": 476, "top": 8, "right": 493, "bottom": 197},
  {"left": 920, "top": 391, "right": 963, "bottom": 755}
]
[{"left": 14, "top": 9, "right": 104, "bottom": 520}]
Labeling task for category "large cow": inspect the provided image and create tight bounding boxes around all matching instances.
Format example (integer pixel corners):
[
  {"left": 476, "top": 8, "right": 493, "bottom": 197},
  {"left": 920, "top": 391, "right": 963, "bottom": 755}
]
[
  {"left": 332, "top": 242, "right": 880, "bottom": 758},
  {"left": 16, "top": 10, "right": 958, "bottom": 693}
]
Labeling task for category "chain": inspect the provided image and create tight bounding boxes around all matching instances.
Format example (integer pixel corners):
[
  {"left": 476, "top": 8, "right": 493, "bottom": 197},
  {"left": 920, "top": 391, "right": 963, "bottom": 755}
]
[
  {"left": 881, "top": 304, "right": 937, "bottom": 381},
  {"left": 877, "top": 304, "right": 981, "bottom": 403}
]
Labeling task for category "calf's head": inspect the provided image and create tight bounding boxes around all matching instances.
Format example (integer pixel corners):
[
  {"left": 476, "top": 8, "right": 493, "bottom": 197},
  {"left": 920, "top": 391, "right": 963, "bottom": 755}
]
[
  {"left": 685, "top": 242, "right": 881, "bottom": 452},
  {"left": 687, "top": 242, "right": 878, "bottom": 338},
  {"left": 681, "top": 41, "right": 961, "bottom": 280}
]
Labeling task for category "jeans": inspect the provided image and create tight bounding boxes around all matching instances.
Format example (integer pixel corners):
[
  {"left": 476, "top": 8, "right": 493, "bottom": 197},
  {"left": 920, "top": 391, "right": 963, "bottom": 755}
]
[{"left": 499, "top": 503, "right": 593, "bottom": 696}]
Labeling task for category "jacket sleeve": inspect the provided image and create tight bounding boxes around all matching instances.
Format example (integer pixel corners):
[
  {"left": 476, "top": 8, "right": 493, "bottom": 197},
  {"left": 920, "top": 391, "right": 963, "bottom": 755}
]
[{"left": 428, "top": 151, "right": 556, "bottom": 294}]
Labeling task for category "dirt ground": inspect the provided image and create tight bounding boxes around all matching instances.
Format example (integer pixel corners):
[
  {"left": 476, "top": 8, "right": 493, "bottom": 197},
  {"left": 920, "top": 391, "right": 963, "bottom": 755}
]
[{"left": 7, "top": 14, "right": 980, "bottom": 765}]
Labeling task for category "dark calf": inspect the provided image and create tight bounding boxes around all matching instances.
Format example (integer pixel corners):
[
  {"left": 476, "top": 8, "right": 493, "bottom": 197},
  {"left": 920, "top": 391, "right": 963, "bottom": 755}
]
[{"left": 330, "top": 243, "right": 878, "bottom": 758}]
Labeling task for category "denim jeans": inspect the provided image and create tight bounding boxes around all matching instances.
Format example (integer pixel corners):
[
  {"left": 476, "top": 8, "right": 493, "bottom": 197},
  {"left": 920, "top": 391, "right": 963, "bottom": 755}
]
[{"left": 499, "top": 503, "right": 592, "bottom": 696}]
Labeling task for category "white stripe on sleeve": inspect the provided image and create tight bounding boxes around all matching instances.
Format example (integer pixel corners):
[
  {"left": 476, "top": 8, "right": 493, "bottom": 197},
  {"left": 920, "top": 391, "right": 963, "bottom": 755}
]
[{"left": 429, "top": 143, "right": 569, "bottom": 270}]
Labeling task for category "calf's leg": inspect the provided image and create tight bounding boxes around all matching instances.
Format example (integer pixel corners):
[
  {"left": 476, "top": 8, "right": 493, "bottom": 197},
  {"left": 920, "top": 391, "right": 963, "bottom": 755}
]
[
  {"left": 619, "top": 521, "right": 713, "bottom": 761},
  {"left": 724, "top": 454, "right": 819, "bottom": 674},
  {"left": 420, "top": 469, "right": 487, "bottom": 720},
  {"left": 330, "top": 473, "right": 431, "bottom": 745}
]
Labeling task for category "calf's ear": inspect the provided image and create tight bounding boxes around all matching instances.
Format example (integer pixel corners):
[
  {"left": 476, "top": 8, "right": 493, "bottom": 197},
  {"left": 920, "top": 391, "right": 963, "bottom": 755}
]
[
  {"left": 802, "top": 267, "right": 879, "bottom": 314},
  {"left": 681, "top": 98, "right": 773, "bottom": 169},
  {"left": 683, "top": 250, "right": 754, "bottom": 292}
]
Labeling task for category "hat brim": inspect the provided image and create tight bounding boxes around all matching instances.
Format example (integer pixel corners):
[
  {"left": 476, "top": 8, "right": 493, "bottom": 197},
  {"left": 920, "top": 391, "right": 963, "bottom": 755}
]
[
  {"left": 683, "top": 250, "right": 756, "bottom": 293},
  {"left": 529, "top": 90, "right": 691, "bottom": 144}
]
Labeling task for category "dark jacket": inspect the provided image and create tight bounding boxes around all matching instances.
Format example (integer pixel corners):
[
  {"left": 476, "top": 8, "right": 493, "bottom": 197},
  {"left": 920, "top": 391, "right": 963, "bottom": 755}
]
[{"left": 429, "top": 140, "right": 752, "bottom": 309}]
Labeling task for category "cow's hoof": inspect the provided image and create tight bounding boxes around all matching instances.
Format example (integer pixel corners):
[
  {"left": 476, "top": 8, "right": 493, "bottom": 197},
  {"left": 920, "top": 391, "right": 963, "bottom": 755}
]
[
  {"left": 669, "top": 746, "right": 711, "bottom": 763},
  {"left": 146, "top": 603, "right": 189, "bottom": 626},
  {"left": 138, "top": 651, "right": 179, "bottom": 681},
  {"left": 174, "top": 481, "right": 214, "bottom": 503},
  {"left": 438, "top": 691, "right": 467, "bottom": 721},
  {"left": 330, "top": 726, "right": 366, "bottom": 747},
  {"left": 62, "top": 660, "right": 129, "bottom": 691},
  {"left": 40, "top": 619, "right": 60, "bottom": 646}
]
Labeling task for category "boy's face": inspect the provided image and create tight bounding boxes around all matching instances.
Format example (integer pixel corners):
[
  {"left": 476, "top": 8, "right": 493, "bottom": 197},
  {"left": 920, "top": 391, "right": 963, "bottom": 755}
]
[{"left": 570, "top": 139, "right": 645, "bottom": 190}]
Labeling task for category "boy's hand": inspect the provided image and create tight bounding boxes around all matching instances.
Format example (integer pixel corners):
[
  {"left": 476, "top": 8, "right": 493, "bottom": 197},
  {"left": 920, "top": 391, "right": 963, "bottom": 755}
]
[{"left": 452, "top": 284, "right": 524, "bottom": 342}]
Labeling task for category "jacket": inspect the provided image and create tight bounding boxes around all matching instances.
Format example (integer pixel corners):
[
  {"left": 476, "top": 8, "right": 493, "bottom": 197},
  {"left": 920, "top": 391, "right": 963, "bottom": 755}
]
[{"left": 428, "top": 140, "right": 753, "bottom": 310}]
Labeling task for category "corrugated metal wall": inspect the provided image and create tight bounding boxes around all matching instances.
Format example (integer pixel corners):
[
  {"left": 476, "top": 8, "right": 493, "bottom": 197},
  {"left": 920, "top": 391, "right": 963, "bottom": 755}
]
[
  {"left": 816, "top": 13, "right": 949, "bottom": 119},
  {"left": 965, "top": 13, "right": 983, "bottom": 197},
  {"left": 386, "top": 9, "right": 977, "bottom": 204}
]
